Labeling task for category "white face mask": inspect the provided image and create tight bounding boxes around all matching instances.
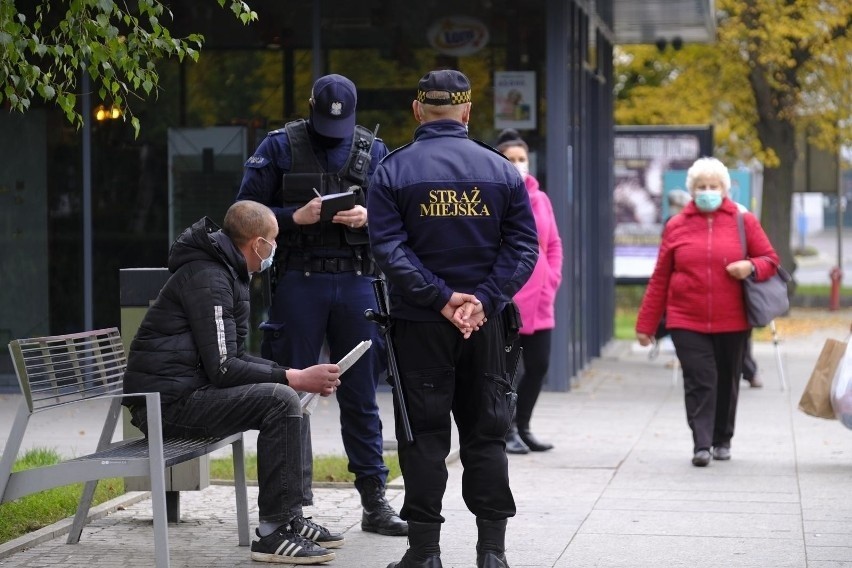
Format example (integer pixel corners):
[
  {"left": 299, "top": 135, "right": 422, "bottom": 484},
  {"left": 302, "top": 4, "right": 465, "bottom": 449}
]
[
  {"left": 255, "top": 237, "right": 276, "bottom": 272},
  {"left": 513, "top": 161, "right": 529, "bottom": 178}
]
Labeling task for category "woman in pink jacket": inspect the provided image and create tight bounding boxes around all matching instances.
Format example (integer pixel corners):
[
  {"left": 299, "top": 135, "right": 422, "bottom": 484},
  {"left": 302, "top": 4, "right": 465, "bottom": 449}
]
[
  {"left": 496, "top": 130, "right": 564, "bottom": 454},
  {"left": 636, "top": 157, "right": 779, "bottom": 467}
]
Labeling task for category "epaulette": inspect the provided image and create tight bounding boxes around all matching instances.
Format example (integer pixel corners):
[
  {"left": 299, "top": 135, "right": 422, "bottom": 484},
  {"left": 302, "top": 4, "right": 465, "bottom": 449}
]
[
  {"left": 471, "top": 137, "right": 505, "bottom": 157},
  {"left": 269, "top": 118, "right": 307, "bottom": 136},
  {"left": 380, "top": 141, "right": 414, "bottom": 163}
]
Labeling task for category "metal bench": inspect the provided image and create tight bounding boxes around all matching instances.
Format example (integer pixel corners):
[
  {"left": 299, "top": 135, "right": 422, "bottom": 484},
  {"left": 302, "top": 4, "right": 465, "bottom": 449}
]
[{"left": 0, "top": 327, "right": 250, "bottom": 567}]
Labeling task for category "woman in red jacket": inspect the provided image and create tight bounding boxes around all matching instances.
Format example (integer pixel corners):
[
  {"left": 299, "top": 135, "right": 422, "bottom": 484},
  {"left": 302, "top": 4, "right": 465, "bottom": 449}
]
[
  {"left": 497, "top": 130, "right": 564, "bottom": 454},
  {"left": 636, "top": 157, "right": 779, "bottom": 467}
]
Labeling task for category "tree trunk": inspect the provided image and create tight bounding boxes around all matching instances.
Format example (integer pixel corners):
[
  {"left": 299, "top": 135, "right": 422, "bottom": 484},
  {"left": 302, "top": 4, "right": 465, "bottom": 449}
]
[
  {"left": 748, "top": 66, "right": 799, "bottom": 285},
  {"left": 760, "top": 153, "right": 797, "bottom": 287}
]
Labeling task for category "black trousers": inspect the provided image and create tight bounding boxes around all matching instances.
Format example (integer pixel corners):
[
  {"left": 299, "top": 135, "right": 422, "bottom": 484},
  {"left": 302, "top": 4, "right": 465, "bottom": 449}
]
[
  {"left": 514, "top": 330, "right": 552, "bottom": 429},
  {"left": 391, "top": 316, "right": 516, "bottom": 524},
  {"left": 670, "top": 329, "right": 749, "bottom": 453},
  {"left": 131, "top": 383, "right": 304, "bottom": 525}
]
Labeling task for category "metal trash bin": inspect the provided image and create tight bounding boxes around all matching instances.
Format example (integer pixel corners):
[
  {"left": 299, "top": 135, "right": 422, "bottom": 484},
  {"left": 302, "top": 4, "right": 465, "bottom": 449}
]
[{"left": 120, "top": 268, "right": 210, "bottom": 521}]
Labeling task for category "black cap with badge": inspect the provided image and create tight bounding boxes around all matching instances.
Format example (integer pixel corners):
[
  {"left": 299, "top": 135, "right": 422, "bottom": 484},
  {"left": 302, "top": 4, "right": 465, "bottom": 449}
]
[
  {"left": 416, "top": 69, "right": 472, "bottom": 106},
  {"left": 310, "top": 74, "right": 357, "bottom": 138}
]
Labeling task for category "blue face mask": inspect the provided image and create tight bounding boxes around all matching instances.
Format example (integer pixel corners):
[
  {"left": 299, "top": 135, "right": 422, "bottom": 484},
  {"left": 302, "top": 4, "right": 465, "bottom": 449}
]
[
  {"left": 694, "top": 190, "right": 723, "bottom": 212},
  {"left": 256, "top": 238, "right": 276, "bottom": 272}
]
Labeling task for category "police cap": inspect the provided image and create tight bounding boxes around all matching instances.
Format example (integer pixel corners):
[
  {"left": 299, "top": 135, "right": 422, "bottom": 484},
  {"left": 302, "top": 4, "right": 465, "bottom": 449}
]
[
  {"left": 310, "top": 74, "right": 356, "bottom": 138},
  {"left": 416, "top": 69, "right": 472, "bottom": 106}
]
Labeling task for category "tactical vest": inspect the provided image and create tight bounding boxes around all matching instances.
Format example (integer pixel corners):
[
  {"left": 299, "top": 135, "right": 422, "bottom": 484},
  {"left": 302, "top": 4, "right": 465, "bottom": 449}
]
[{"left": 280, "top": 119, "right": 372, "bottom": 249}]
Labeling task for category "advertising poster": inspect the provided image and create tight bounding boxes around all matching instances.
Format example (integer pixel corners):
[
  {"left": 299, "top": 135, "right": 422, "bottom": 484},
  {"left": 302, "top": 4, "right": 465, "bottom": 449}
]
[
  {"left": 494, "top": 71, "right": 536, "bottom": 130},
  {"left": 614, "top": 126, "right": 713, "bottom": 282}
]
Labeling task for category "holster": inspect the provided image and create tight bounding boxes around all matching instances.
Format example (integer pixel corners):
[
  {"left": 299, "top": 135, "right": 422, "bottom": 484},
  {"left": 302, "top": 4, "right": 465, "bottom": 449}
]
[
  {"left": 502, "top": 301, "right": 523, "bottom": 420},
  {"left": 501, "top": 300, "right": 522, "bottom": 351}
]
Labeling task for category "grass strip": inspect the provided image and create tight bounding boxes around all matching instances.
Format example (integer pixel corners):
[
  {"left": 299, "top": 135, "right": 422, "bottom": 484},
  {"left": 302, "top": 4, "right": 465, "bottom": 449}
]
[
  {"left": 209, "top": 452, "right": 402, "bottom": 483},
  {"left": 0, "top": 448, "right": 124, "bottom": 544}
]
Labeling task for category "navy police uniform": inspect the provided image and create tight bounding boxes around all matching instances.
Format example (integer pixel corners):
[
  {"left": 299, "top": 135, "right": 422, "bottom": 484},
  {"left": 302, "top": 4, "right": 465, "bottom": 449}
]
[
  {"left": 367, "top": 70, "right": 538, "bottom": 565},
  {"left": 236, "top": 75, "right": 395, "bottom": 521}
]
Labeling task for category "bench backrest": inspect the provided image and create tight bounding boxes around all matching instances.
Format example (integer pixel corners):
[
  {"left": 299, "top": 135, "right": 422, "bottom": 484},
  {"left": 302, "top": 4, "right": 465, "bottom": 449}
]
[{"left": 8, "top": 327, "right": 126, "bottom": 414}]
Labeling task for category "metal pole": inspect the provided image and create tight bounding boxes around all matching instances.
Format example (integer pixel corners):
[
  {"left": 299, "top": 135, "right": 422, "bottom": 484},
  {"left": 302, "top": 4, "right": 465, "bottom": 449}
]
[
  {"left": 82, "top": 67, "right": 93, "bottom": 331},
  {"left": 838, "top": 138, "right": 844, "bottom": 283},
  {"left": 311, "top": 0, "right": 322, "bottom": 81},
  {"left": 545, "top": 0, "right": 572, "bottom": 390},
  {"left": 830, "top": 134, "right": 844, "bottom": 311}
]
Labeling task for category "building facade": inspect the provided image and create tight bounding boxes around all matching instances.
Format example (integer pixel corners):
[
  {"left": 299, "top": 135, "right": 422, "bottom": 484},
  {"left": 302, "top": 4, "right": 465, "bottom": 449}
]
[{"left": 0, "top": 0, "right": 715, "bottom": 389}]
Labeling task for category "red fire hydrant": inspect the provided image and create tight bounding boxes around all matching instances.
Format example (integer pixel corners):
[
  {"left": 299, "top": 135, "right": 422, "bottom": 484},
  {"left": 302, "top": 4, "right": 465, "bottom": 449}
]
[{"left": 830, "top": 266, "right": 843, "bottom": 311}]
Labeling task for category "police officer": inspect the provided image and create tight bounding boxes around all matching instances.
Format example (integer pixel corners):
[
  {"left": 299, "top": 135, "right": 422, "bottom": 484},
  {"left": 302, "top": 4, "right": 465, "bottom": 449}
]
[
  {"left": 367, "top": 70, "right": 539, "bottom": 568},
  {"left": 236, "top": 74, "right": 407, "bottom": 537}
]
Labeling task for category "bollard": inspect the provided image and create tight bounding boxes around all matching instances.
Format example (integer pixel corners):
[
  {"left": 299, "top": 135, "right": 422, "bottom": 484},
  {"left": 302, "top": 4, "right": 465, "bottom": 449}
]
[{"left": 829, "top": 266, "right": 843, "bottom": 311}]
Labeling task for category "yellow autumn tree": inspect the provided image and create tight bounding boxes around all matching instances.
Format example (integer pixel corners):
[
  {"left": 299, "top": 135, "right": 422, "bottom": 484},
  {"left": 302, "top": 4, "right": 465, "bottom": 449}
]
[{"left": 615, "top": 0, "right": 852, "bottom": 277}]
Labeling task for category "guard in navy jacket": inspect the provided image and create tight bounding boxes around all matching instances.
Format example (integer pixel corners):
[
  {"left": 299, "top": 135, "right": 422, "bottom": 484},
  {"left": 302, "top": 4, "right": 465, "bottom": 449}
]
[
  {"left": 367, "top": 69, "right": 539, "bottom": 568},
  {"left": 236, "top": 74, "right": 406, "bottom": 537}
]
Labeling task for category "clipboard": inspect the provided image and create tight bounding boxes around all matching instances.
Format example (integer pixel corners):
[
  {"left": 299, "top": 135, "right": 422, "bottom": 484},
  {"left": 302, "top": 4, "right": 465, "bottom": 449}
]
[{"left": 301, "top": 339, "right": 372, "bottom": 415}]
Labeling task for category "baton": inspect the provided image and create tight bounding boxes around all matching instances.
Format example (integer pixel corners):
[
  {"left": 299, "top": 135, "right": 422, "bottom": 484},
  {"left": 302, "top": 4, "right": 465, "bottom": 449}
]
[{"left": 364, "top": 278, "right": 414, "bottom": 444}]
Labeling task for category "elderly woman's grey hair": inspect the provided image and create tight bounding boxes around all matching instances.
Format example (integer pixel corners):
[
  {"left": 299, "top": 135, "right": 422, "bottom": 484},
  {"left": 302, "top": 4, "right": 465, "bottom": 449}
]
[{"left": 685, "top": 157, "right": 731, "bottom": 194}]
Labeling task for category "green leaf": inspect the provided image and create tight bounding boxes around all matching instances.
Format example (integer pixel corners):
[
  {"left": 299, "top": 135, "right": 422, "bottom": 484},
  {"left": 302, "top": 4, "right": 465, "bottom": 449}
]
[{"left": 37, "top": 84, "right": 55, "bottom": 100}]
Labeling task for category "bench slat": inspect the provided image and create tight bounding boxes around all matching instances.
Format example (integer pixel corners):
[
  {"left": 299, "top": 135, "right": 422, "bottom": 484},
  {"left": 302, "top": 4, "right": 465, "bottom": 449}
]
[
  {"left": 71, "top": 434, "right": 243, "bottom": 468},
  {"left": 3, "top": 327, "right": 251, "bottom": 567},
  {"left": 11, "top": 328, "right": 126, "bottom": 413}
]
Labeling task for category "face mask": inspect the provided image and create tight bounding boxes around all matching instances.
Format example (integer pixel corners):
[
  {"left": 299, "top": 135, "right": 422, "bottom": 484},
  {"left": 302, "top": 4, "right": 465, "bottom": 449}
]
[
  {"left": 513, "top": 161, "right": 529, "bottom": 178},
  {"left": 694, "top": 190, "right": 723, "bottom": 212},
  {"left": 255, "top": 238, "right": 276, "bottom": 272}
]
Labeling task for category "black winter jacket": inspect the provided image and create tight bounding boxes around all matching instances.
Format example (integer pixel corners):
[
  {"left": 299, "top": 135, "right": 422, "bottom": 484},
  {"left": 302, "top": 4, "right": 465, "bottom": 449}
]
[{"left": 123, "top": 217, "right": 286, "bottom": 405}]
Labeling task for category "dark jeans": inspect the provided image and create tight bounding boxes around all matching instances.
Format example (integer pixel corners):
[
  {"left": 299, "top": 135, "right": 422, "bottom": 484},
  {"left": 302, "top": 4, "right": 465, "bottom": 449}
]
[
  {"left": 130, "top": 382, "right": 304, "bottom": 525},
  {"left": 514, "top": 330, "right": 552, "bottom": 429},
  {"left": 670, "top": 329, "right": 749, "bottom": 453},
  {"left": 261, "top": 268, "right": 388, "bottom": 505},
  {"left": 392, "top": 316, "right": 516, "bottom": 524}
]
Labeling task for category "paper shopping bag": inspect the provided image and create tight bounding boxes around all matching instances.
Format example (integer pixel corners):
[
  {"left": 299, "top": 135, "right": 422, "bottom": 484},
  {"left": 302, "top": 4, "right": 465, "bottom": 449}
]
[{"left": 799, "top": 338, "right": 846, "bottom": 419}]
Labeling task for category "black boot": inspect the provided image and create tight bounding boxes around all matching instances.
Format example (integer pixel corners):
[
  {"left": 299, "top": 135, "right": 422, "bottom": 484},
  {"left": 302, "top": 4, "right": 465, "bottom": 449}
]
[
  {"left": 386, "top": 521, "right": 442, "bottom": 568},
  {"left": 517, "top": 426, "right": 553, "bottom": 452},
  {"left": 476, "top": 518, "right": 509, "bottom": 568},
  {"left": 505, "top": 425, "right": 529, "bottom": 454},
  {"left": 356, "top": 476, "right": 408, "bottom": 536}
]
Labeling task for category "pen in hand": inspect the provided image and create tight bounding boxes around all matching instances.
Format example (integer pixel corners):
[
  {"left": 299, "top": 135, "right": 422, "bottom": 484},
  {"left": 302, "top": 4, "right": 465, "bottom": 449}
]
[{"left": 313, "top": 187, "right": 322, "bottom": 199}]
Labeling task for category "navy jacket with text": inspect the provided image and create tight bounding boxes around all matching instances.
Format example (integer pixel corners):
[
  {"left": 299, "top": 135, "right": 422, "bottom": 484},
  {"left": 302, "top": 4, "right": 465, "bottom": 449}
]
[{"left": 367, "top": 120, "right": 539, "bottom": 321}]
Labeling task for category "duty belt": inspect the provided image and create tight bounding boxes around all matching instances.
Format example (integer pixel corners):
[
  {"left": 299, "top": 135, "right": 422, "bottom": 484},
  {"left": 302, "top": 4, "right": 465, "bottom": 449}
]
[{"left": 281, "top": 256, "right": 373, "bottom": 275}]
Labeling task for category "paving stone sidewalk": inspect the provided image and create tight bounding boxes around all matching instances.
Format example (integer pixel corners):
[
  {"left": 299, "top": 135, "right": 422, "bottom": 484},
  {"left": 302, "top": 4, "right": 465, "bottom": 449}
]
[{"left": 3, "top": 310, "right": 852, "bottom": 567}]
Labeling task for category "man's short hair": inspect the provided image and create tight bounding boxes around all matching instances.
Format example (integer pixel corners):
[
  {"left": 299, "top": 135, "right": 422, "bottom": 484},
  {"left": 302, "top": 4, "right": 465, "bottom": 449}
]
[{"left": 223, "top": 201, "right": 275, "bottom": 246}]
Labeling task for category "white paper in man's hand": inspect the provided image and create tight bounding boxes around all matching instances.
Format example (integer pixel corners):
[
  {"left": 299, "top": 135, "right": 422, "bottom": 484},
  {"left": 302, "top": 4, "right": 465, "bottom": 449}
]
[{"left": 301, "top": 340, "right": 372, "bottom": 415}]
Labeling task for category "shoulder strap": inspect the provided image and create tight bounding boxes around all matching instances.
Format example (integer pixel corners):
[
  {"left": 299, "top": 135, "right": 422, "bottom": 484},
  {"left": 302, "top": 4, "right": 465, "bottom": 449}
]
[
  {"left": 284, "top": 119, "right": 324, "bottom": 174},
  {"left": 339, "top": 124, "right": 376, "bottom": 184}
]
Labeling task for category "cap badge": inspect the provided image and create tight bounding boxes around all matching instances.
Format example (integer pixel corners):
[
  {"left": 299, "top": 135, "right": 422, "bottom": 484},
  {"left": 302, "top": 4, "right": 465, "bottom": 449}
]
[{"left": 330, "top": 101, "right": 343, "bottom": 116}]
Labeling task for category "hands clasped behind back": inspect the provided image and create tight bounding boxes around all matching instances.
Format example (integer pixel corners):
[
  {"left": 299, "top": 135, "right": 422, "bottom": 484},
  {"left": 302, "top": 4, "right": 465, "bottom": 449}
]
[
  {"left": 287, "top": 364, "right": 341, "bottom": 396},
  {"left": 441, "top": 292, "right": 487, "bottom": 339}
]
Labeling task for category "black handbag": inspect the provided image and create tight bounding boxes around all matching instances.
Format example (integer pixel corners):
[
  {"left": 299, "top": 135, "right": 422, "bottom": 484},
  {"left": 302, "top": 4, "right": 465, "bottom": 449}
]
[{"left": 736, "top": 212, "right": 792, "bottom": 327}]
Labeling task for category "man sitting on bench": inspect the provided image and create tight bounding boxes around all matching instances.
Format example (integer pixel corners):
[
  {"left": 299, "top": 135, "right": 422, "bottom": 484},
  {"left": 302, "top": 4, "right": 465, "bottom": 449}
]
[{"left": 123, "top": 200, "right": 343, "bottom": 565}]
